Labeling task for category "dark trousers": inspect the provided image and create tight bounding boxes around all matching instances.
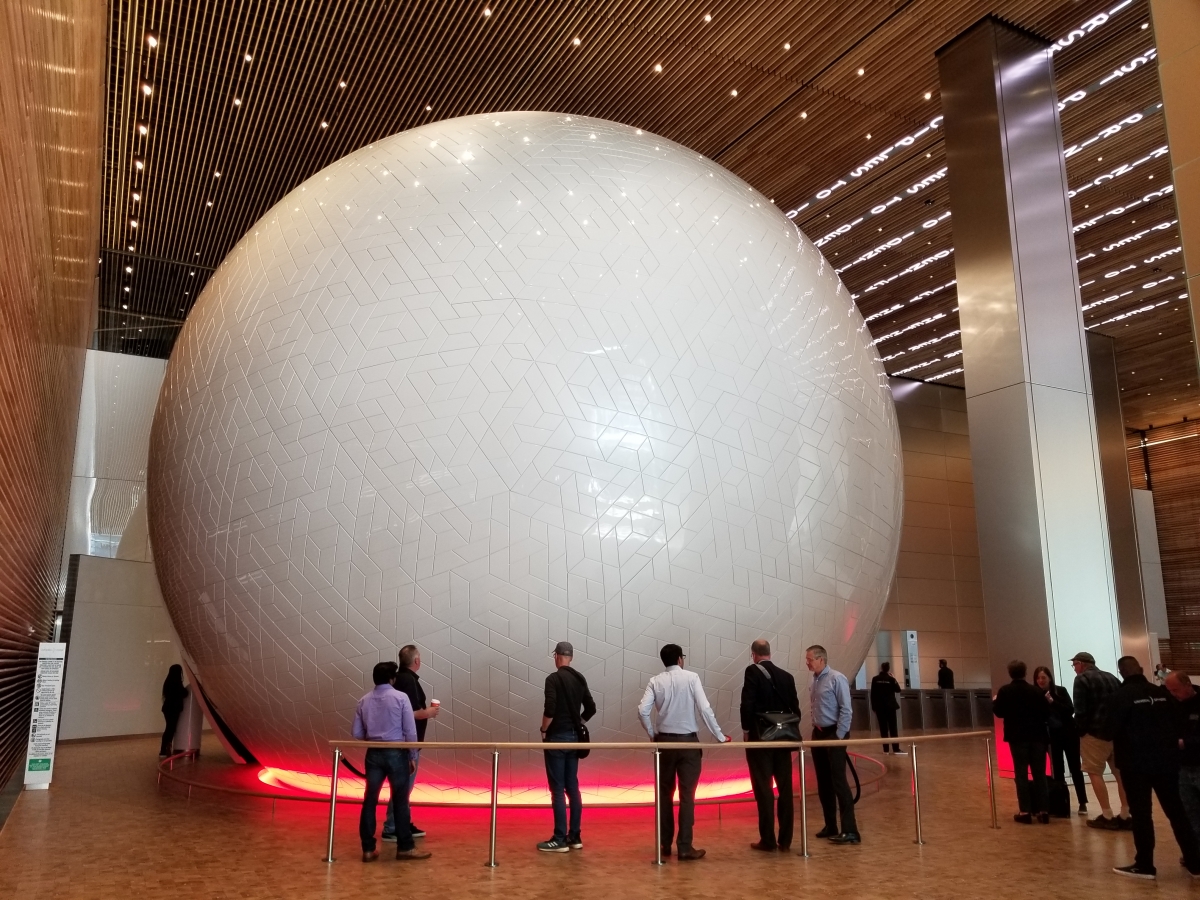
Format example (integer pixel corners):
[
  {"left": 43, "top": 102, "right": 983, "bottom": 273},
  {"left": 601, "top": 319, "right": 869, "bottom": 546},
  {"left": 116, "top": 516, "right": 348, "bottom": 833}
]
[
  {"left": 875, "top": 707, "right": 900, "bottom": 753},
  {"left": 160, "top": 709, "right": 181, "bottom": 756},
  {"left": 1123, "top": 767, "right": 1200, "bottom": 872},
  {"left": 544, "top": 730, "right": 583, "bottom": 842},
  {"left": 746, "top": 745, "right": 794, "bottom": 848},
  {"left": 383, "top": 753, "right": 420, "bottom": 836},
  {"left": 1009, "top": 740, "right": 1048, "bottom": 814},
  {"left": 1048, "top": 728, "right": 1087, "bottom": 805},
  {"left": 657, "top": 732, "right": 702, "bottom": 850},
  {"left": 360, "top": 748, "right": 414, "bottom": 852},
  {"left": 811, "top": 726, "right": 857, "bottom": 835}
]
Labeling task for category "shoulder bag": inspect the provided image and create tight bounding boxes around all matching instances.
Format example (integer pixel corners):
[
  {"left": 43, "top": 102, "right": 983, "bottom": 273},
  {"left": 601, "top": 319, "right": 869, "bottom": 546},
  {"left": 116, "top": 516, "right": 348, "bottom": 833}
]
[{"left": 754, "top": 664, "right": 802, "bottom": 742}]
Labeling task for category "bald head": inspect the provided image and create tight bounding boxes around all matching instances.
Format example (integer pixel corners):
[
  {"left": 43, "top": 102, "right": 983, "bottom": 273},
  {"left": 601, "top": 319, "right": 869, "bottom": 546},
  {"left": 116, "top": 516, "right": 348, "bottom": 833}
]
[{"left": 1166, "top": 671, "right": 1195, "bottom": 702}]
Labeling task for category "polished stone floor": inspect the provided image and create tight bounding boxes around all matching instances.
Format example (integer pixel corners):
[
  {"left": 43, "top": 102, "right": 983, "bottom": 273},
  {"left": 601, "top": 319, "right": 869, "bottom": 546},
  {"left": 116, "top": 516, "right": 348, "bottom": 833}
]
[{"left": 0, "top": 734, "right": 1193, "bottom": 898}]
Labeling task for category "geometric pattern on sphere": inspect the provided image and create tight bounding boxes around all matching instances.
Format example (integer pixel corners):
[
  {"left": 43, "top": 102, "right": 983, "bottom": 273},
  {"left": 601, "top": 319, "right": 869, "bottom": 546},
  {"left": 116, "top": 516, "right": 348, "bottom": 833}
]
[{"left": 148, "top": 112, "right": 902, "bottom": 791}]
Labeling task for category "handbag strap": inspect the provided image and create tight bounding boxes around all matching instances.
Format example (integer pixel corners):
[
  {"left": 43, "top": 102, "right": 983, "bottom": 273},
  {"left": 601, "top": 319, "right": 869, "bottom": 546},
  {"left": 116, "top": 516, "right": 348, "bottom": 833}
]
[
  {"left": 557, "top": 668, "right": 585, "bottom": 731},
  {"left": 755, "top": 663, "right": 788, "bottom": 712}
]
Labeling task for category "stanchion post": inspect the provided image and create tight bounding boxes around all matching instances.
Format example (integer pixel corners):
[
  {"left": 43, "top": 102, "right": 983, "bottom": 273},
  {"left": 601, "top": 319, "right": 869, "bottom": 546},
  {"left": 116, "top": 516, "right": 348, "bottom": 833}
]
[
  {"left": 652, "top": 748, "right": 664, "bottom": 866},
  {"left": 911, "top": 742, "right": 925, "bottom": 845},
  {"left": 324, "top": 746, "right": 341, "bottom": 863},
  {"left": 798, "top": 745, "right": 810, "bottom": 858},
  {"left": 486, "top": 749, "right": 500, "bottom": 868},
  {"left": 985, "top": 736, "right": 999, "bottom": 829}
]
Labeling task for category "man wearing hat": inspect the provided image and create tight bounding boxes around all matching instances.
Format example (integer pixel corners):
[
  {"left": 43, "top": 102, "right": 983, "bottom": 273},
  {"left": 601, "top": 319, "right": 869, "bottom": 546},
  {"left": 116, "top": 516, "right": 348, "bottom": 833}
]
[
  {"left": 538, "top": 641, "right": 596, "bottom": 853},
  {"left": 1071, "top": 651, "right": 1130, "bottom": 829}
]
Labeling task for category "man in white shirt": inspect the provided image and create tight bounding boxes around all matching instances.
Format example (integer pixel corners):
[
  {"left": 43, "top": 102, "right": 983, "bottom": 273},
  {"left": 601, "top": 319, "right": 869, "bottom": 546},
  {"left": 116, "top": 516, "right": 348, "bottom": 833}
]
[{"left": 638, "top": 643, "right": 732, "bottom": 860}]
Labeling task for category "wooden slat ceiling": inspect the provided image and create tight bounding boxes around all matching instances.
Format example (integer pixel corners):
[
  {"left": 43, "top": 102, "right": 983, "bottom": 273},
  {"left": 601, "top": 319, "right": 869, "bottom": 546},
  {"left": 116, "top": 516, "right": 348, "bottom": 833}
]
[{"left": 98, "top": 0, "right": 1199, "bottom": 433}]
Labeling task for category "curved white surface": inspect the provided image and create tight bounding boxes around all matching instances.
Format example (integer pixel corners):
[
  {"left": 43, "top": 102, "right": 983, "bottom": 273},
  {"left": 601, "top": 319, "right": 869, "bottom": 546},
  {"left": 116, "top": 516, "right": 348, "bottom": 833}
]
[{"left": 149, "top": 112, "right": 902, "bottom": 788}]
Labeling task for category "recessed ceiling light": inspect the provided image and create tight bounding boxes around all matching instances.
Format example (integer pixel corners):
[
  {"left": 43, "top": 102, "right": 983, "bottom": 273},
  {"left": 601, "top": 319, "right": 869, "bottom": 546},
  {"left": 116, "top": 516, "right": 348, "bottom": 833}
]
[
  {"left": 214, "top": 170, "right": 221, "bottom": 177},
  {"left": 122, "top": 304, "right": 128, "bottom": 309},
  {"left": 134, "top": 158, "right": 144, "bottom": 170},
  {"left": 866, "top": 133, "right": 871, "bottom": 139},
  {"left": 425, "top": 104, "right": 432, "bottom": 111},
  {"left": 137, "top": 122, "right": 148, "bottom": 135},
  {"left": 141, "top": 82, "right": 153, "bottom": 96},
  {"left": 1142, "top": 22, "right": 1149, "bottom": 29},
  {"left": 128, "top": 245, "right": 134, "bottom": 250},
  {"left": 573, "top": 37, "right": 580, "bottom": 45},
  {"left": 206, "top": 200, "right": 213, "bottom": 207},
  {"left": 730, "top": 89, "right": 738, "bottom": 97},
  {"left": 130, "top": 219, "right": 138, "bottom": 228},
  {"left": 320, "top": 121, "right": 328, "bottom": 128},
  {"left": 125, "top": 266, "right": 132, "bottom": 273},
  {"left": 704, "top": 13, "right": 712, "bottom": 22},
  {"left": 123, "top": 286, "right": 130, "bottom": 292},
  {"left": 654, "top": 63, "right": 663, "bottom": 73},
  {"left": 131, "top": 192, "right": 140, "bottom": 201},
  {"left": 483, "top": 7, "right": 491, "bottom": 15},
  {"left": 145, "top": 34, "right": 158, "bottom": 48},
  {"left": 800, "top": 111, "right": 807, "bottom": 119},
  {"left": 857, "top": 67, "right": 865, "bottom": 76},
  {"left": 338, "top": 81, "right": 347, "bottom": 88},
  {"left": 783, "top": 42, "right": 791, "bottom": 50},
  {"left": 924, "top": 91, "right": 932, "bottom": 100},
  {"left": 244, "top": 53, "right": 252, "bottom": 62}
]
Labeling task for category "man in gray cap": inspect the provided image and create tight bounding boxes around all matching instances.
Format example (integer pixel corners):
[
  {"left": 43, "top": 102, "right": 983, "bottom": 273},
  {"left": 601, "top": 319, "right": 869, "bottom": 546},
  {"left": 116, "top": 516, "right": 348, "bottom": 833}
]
[
  {"left": 1072, "top": 651, "right": 1129, "bottom": 829},
  {"left": 537, "top": 641, "right": 595, "bottom": 853}
]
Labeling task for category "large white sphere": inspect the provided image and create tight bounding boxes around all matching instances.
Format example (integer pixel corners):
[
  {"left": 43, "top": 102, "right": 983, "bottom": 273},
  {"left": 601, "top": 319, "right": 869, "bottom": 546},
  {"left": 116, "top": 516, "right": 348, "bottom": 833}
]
[{"left": 149, "top": 111, "right": 902, "bottom": 795}]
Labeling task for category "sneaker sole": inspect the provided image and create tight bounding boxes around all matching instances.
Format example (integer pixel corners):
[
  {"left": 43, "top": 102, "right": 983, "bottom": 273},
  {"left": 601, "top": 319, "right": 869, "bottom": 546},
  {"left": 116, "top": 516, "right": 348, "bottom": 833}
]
[
  {"left": 1112, "top": 868, "right": 1155, "bottom": 880},
  {"left": 538, "top": 846, "right": 571, "bottom": 853}
]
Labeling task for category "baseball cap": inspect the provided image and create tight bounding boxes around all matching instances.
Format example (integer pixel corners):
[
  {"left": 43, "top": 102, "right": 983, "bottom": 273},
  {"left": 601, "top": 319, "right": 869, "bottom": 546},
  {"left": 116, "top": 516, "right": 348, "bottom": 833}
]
[
  {"left": 1069, "top": 651, "right": 1095, "bottom": 664},
  {"left": 553, "top": 641, "right": 574, "bottom": 657}
]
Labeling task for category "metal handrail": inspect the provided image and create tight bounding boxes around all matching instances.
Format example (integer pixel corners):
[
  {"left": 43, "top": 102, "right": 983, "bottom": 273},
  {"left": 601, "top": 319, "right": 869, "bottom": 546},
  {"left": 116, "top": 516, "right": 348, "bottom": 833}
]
[{"left": 321, "top": 729, "right": 999, "bottom": 865}]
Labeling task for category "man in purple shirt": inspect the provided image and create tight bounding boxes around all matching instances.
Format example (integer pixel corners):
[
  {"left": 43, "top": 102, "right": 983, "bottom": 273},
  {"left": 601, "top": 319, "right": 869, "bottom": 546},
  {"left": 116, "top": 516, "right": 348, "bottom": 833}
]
[{"left": 352, "top": 661, "right": 430, "bottom": 862}]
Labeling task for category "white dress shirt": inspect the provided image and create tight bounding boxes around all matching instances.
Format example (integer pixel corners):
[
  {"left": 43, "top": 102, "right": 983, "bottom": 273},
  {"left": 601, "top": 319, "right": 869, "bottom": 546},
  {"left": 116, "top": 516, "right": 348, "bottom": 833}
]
[{"left": 638, "top": 665, "right": 727, "bottom": 741}]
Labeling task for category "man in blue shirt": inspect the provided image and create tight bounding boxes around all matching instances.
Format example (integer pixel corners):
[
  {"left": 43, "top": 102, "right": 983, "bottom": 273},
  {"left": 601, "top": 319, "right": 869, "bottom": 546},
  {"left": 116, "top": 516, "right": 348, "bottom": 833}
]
[
  {"left": 806, "top": 645, "right": 859, "bottom": 844},
  {"left": 352, "top": 661, "right": 430, "bottom": 862}
]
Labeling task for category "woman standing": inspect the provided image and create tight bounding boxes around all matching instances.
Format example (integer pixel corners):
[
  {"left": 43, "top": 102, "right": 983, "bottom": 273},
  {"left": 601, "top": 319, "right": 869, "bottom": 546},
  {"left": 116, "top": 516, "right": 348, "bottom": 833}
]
[
  {"left": 1034, "top": 665, "right": 1087, "bottom": 816},
  {"left": 160, "top": 664, "right": 188, "bottom": 757}
]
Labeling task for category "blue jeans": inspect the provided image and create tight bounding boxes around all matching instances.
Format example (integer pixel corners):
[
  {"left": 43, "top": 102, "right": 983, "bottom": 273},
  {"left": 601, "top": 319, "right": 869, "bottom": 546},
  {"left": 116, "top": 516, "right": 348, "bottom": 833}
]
[
  {"left": 1180, "top": 765, "right": 1200, "bottom": 845},
  {"left": 383, "top": 753, "right": 419, "bottom": 836},
  {"left": 360, "top": 748, "right": 414, "bottom": 852},
  {"left": 544, "top": 730, "right": 582, "bottom": 842}
]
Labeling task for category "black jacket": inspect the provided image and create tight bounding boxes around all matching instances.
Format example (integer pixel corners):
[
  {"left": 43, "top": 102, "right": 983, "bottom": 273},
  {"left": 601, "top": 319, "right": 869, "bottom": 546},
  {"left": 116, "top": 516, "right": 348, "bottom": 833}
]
[
  {"left": 543, "top": 666, "right": 596, "bottom": 735},
  {"left": 1177, "top": 692, "right": 1200, "bottom": 768},
  {"left": 869, "top": 673, "right": 901, "bottom": 712},
  {"left": 993, "top": 678, "right": 1049, "bottom": 744},
  {"left": 937, "top": 666, "right": 955, "bottom": 690},
  {"left": 1044, "top": 684, "right": 1076, "bottom": 733},
  {"left": 740, "top": 660, "right": 801, "bottom": 738},
  {"left": 394, "top": 668, "right": 428, "bottom": 741},
  {"left": 1105, "top": 673, "right": 1179, "bottom": 775}
]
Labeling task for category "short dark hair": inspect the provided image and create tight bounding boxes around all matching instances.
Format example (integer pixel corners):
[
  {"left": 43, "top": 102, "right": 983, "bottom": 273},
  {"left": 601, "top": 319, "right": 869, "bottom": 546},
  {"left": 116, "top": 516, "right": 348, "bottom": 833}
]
[
  {"left": 1007, "top": 659, "right": 1027, "bottom": 679},
  {"left": 1117, "top": 656, "right": 1143, "bottom": 678},
  {"left": 373, "top": 661, "right": 399, "bottom": 685},
  {"left": 806, "top": 645, "right": 827, "bottom": 661},
  {"left": 399, "top": 645, "right": 419, "bottom": 668},
  {"left": 750, "top": 639, "right": 771, "bottom": 657},
  {"left": 660, "top": 644, "right": 684, "bottom": 667},
  {"left": 880, "top": 661, "right": 890, "bottom": 673},
  {"left": 939, "top": 659, "right": 947, "bottom": 666}
]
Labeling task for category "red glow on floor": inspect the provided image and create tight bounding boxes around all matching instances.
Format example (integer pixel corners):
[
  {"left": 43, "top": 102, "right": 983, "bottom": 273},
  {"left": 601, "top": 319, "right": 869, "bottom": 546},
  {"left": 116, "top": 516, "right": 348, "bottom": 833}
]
[{"left": 259, "top": 767, "right": 755, "bottom": 806}]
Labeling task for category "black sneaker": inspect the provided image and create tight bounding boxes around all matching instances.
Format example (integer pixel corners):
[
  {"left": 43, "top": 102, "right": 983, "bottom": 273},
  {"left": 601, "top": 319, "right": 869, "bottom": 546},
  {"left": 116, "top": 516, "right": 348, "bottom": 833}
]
[
  {"left": 1112, "top": 865, "right": 1155, "bottom": 880},
  {"left": 381, "top": 832, "right": 398, "bottom": 843},
  {"left": 567, "top": 837, "right": 583, "bottom": 850},
  {"left": 829, "top": 832, "right": 861, "bottom": 844},
  {"left": 410, "top": 824, "right": 427, "bottom": 839},
  {"left": 537, "top": 839, "right": 571, "bottom": 853}
]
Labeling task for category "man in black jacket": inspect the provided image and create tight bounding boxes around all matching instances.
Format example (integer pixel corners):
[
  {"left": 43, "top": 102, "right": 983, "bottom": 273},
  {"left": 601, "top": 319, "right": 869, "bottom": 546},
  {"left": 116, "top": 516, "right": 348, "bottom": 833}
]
[
  {"left": 740, "top": 639, "right": 801, "bottom": 852},
  {"left": 992, "top": 660, "right": 1049, "bottom": 823},
  {"left": 1165, "top": 672, "right": 1200, "bottom": 845},
  {"left": 538, "top": 641, "right": 596, "bottom": 853},
  {"left": 870, "top": 662, "right": 904, "bottom": 755},
  {"left": 1108, "top": 657, "right": 1200, "bottom": 880},
  {"left": 937, "top": 660, "right": 955, "bottom": 690},
  {"left": 382, "top": 644, "right": 440, "bottom": 843}
]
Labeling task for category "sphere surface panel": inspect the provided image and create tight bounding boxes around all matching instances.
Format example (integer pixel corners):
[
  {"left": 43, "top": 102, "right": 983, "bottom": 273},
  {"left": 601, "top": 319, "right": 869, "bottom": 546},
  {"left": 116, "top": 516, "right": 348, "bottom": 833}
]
[{"left": 149, "top": 111, "right": 902, "bottom": 790}]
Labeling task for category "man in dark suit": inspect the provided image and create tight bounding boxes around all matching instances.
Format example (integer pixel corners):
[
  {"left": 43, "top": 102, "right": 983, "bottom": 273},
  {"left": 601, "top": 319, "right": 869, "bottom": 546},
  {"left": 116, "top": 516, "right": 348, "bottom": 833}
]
[
  {"left": 740, "top": 639, "right": 801, "bottom": 852},
  {"left": 870, "top": 662, "right": 904, "bottom": 755},
  {"left": 937, "top": 660, "right": 955, "bottom": 690},
  {"left": 993, "top": 659, "right": 1049, "bottom": 823}
]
